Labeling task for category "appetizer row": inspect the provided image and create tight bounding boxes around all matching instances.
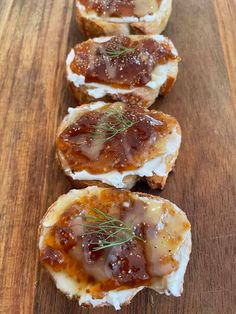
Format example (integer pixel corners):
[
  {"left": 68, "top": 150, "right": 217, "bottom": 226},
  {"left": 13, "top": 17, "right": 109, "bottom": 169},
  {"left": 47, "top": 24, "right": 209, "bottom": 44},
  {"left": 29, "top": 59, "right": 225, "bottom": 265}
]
[{"left": 38, "top": 3, "right": 191, "bottom": 311}]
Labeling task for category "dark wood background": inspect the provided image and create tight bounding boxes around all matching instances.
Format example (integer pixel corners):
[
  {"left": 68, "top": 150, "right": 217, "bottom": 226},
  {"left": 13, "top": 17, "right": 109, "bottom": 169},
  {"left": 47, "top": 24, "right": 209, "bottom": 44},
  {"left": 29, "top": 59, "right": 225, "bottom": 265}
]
[{"left": 0, "top": 0, "right": 235, "bottom": 313}]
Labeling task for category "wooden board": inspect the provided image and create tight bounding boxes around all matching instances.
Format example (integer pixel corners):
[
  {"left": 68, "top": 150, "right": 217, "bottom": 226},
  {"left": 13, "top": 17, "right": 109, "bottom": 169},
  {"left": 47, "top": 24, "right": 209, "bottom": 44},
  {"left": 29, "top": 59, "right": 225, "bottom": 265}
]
[{"left": 0, "top": 0, "right": 235, "bottom": 313}]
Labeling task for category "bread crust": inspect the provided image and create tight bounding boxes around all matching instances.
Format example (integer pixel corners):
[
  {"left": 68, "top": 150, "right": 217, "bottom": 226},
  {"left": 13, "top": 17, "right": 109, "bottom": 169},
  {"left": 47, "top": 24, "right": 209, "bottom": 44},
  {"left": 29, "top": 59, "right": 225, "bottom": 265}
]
[
  {"left": 75, "top": 0, "right": 172, "bottom": 38},
  {"left": 68, "top": 80, "right": 164, "bottom": 107},
  {"left": 57, "top": 150, "right": 177, "bottom": 190},
  {"left": 68, "top": 71, "right": 177, "bottom": 107}
]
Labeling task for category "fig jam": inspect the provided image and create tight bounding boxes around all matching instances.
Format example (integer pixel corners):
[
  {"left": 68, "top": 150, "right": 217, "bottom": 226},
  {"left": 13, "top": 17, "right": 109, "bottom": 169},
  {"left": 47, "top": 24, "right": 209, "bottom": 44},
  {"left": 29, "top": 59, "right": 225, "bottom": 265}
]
[
  {"left": 107, "top": 240, "right": 149, "bottom": 284},
  {"left": 57, "top": 104, "right": 175, "bottom": 174},
  {"left": 80, "top": 0, "right": 135, "bottom": 17},
  {"left": 70, "top": 36, "right": 178, "bottom": 88},
  {"left": 40, "top": 246, "right": 64, "bottom": 268},
  {"left": 79, "top": 0, "right": 160, "bottom": 18},
  {"left": 55, "top": 226, "right": 77, "bottom": 251},
  {"left": 82, "top": 233, "right": 105, "bottom": 263}
]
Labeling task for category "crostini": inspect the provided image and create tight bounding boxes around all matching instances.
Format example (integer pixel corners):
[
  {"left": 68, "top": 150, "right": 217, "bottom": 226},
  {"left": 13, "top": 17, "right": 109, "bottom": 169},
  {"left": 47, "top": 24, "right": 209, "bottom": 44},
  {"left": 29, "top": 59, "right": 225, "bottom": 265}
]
[
  {"left": 39, "top": 187, "right": 191, "bottom": 310},
  {"left": 56, "top": 101, "right": 181, "bottom": 189},
  {"left": 76, "top": 0, "right": 172, "bottom": 37},
  {"left": 66, "top": 35, "right": 180, "bottom": 107}
]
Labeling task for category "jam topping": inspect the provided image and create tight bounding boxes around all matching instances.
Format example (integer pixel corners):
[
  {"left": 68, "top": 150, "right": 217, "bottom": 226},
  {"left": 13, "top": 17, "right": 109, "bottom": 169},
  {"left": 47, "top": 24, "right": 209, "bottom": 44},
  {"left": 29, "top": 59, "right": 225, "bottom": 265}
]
[
  {"left": 80, "top": 0, "right": 134, "bottom": 17},
  {"left": 107, "top": 240, "right": 149, "bottom": 284},
  {"left": 55, "top": 226, "right": 77, "bottom": 252},
  {"left": 70, "top": 36, "right": 177, "bottom": 88},
  {"left": 57, "top": 103, "right": 176, "bottom": 174},
  {"left": 82, "top": 233, "right": 105, "bottom": 263},
  {"left": 40, "top": 189, "right": 191, "bottom": 296},
  {"left": 79, "top": 0, "right": 160, "bottom": 18},
  {"left": 40, "top": 246, "right": 64, "bottom": 268}
]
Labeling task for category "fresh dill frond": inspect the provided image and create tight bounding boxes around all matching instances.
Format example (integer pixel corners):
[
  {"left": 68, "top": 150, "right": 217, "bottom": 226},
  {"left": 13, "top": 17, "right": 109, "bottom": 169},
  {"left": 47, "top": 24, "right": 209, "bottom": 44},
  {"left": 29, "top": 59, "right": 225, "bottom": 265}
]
[
  {"left": 81, "top": 208, "right": 144, "bottom": 251},
  {"left": 92, "top": 107, "right": 137, "bottom": 142},
  {"left": 103, "top": 43, "right": 137, "bottom": 58}
]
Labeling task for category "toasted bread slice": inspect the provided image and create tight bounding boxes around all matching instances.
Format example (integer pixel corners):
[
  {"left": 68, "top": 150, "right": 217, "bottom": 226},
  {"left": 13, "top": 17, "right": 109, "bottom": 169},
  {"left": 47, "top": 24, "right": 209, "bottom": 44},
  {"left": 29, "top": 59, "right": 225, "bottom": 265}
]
[
  {"left": 39, "top": 187, "right": 191, "bottom": 310},
  {"left": 76, "top": 0, "right": 172, "bottom": 38},
  {"left": 66, "top": 35, "right": 179, "bottom": 107},
  {"left": 56, "top": 101, "right": 181, "bottom": 189}
]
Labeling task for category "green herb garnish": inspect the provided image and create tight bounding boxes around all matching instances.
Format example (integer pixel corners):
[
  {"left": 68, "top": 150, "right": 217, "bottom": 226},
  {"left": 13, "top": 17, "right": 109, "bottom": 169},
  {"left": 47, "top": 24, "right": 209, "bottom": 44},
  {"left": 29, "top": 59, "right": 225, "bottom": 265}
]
[
  {"left": 82, "top": 208, "right": 144, "bottom": 251},
  {"left": 92, "top": 107, "right": 137, "bottom": 142},
  {"left": 103, "top": 43, "right": 137, "bottom": 58}
]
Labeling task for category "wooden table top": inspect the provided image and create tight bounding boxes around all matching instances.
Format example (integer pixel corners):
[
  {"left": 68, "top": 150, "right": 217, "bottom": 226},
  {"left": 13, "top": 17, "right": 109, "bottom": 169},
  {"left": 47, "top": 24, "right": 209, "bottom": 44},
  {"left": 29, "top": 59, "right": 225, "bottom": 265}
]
[{"left": 0, "top": 1, "right": 235, "bottom": 313}]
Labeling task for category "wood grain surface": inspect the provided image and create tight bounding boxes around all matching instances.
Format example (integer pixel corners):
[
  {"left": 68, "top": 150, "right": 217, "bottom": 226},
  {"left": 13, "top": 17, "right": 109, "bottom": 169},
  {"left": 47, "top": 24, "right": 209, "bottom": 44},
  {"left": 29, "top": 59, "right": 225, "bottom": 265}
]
[{"left": 0, "top": 1, "right": 235, "bottom": 313}]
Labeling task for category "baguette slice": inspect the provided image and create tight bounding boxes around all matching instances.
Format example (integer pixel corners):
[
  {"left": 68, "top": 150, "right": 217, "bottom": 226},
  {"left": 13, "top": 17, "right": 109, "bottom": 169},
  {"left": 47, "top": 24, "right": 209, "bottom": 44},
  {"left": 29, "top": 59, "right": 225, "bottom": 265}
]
[
  {"left": 76, "top": 0, "right": 172, "bottom": 38},
  {"left": 39, "top": 187, "right": 191, "bottom": 310},
  {"left": 66, "top": 35, "right": 179, "bottom": 107},
  {"left": 56, "top": 101, "right": 181, "bottom": 189}
]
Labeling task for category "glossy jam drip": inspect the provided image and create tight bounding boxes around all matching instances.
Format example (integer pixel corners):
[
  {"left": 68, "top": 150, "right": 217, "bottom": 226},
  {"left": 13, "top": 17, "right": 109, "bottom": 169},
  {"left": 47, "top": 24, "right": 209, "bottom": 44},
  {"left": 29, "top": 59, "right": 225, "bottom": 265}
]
[
  {"left": 79, "top": 0, "right": 160, "bottom": 17},
  {"left": 57, "top": 104, "right": 174, "bottom": 174},
  {"left": 40, "top": 246, "right": 64, "bottom": 268},
  {"left": 80, "top": 0, "right": 134, "bottom": 17},
  {"left": 106, "top": 240, "right": 149, "bottom": 284},
  {"left": 40, "top": 189, "right": 190, "bottom": 296},
  {"left": 55, "top": 226, "right": 77, "bottom": 252},
  {"left": 71, "top": 36, "right": 177, "bottom": 88}
]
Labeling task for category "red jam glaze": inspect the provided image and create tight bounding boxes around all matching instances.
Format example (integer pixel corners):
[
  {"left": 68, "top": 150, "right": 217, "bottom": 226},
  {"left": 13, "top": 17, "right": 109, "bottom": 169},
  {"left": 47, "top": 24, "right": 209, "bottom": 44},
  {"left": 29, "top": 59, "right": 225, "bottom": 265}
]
[
  {"left": 82, "top": 233, "right": 106, "bottom": 263},
  {"left": 107, "top": 240, "right": 149, "bottom": 284},
  {"left": 70, "top": 36, "right": 177, "bottom": 88},
  {"left": 40, "top": 246, "right": 64, "bottom": 269},
  {"left": 80, "top": 0, "right": 135, "bottom": 17},
  {"left": 55, "top": 226, "right": 77, "bottom": 252},
  {"left": 57, "top": 104, "right": 175, "bottom": 174},
  {"left": 79, "top": 0, "right": 162, "bottom": 17}
]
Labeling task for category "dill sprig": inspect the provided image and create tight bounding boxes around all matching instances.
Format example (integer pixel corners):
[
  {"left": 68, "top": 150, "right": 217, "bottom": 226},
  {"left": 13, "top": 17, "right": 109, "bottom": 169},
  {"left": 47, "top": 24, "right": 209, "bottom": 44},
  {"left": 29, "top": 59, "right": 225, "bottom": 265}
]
[
  {"left": 92, "top": 107, "right": 137, "bottom": 142},
  {"left": 81, "top": 208, "right": 144, "bottom": 251},
  {"left": 103, "top": 43, "right": 137, "bottom": 58}
]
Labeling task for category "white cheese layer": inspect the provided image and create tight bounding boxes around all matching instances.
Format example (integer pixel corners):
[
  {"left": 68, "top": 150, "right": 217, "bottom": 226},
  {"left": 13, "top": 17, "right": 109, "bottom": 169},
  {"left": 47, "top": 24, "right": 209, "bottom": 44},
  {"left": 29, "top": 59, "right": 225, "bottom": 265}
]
[
  {"left": 49, "top": 233, "right": 190, "bottom": 310},
  {"left": 79, "top": 287, "right": 144, "bottom": 310},
  {"left": 49, "top": 232, "right": 190, "bottom": 310},
  {"left": 66, "top": 35, "right": 178, "bottom": 98},
  {"left": 66, "top": 133, "right": 179, "bottom": 188},
  {"left": 76, "top": 0, "right": 171, "bottom": 24}
]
